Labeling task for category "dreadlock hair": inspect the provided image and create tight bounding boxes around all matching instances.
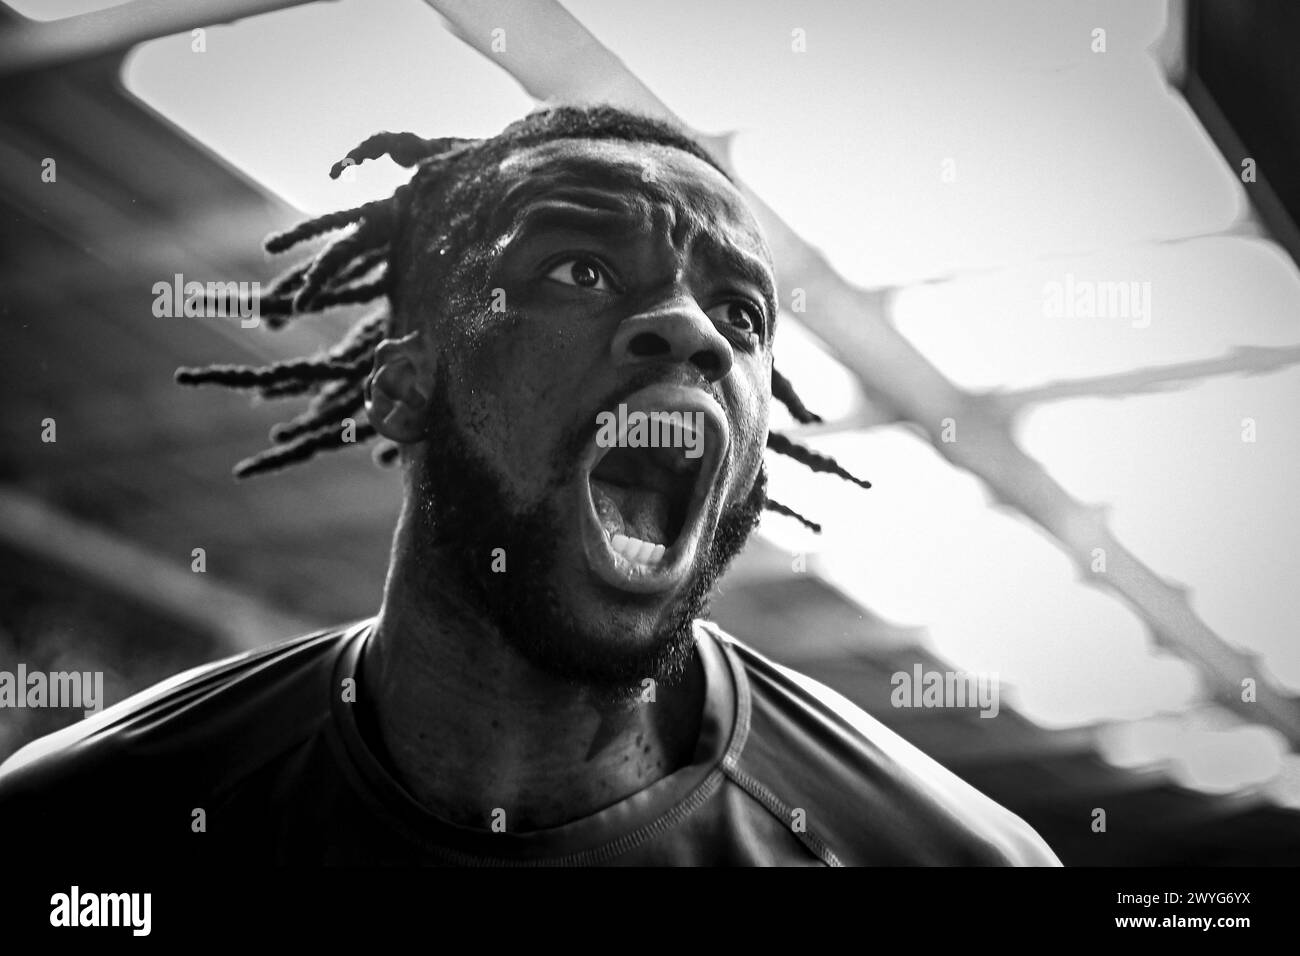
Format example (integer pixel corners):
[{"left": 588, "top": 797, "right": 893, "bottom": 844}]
[{"left": 175, "top": 104, "right": 869, "bottom": 531}]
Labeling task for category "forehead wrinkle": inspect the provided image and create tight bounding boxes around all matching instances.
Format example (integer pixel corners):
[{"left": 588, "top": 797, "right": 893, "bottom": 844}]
[
  {"left": 492, "top": 145, "right": 775, "bottom": 310},
  {"left": 492, "top": 144, "right": 738, "bottom": 239},
  {"left": 651, "top": 205, "right": 777, "bottom": 319},
  {"left": 647, "top": 195, "right": 776, "bottom": 316},
  {"left": 691, "top": 233, "right": 778, "bottom": 319},
  {"left": 493, "top": 193, "right": 647, "bottom": 257},
  {"left": 493, "top": 155, "right": 650, "bottom": 227},
  {"left": 507, "top": 199, "right": 648, "bottom": 244}
]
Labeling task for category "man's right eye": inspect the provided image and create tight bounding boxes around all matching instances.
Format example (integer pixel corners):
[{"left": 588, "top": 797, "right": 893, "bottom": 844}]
[{"left": 545, "top": 257, "right": 614, "bottom": 292}]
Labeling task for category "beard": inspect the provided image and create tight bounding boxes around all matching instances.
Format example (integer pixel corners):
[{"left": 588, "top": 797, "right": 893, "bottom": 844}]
[{"left": 410, "top": 370, "right": 766, "bottom": 698}]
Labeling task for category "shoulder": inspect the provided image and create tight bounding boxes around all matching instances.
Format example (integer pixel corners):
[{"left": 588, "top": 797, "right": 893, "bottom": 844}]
[
  {"left": 0, "top": 621, "right": 364, "bottom": 850},
  {"left": 699, "top": 620, "right": 1061, "bottom": 866}
]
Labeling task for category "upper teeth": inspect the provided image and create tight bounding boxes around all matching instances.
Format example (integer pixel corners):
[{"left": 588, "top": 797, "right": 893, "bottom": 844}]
[{"left": 610, "top": 533, "right": 667, "bottom": 564}]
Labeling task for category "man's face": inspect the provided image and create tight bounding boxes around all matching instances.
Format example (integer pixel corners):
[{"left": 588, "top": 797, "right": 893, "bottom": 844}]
[{"left": 408, "top": 137, "right": 775, "bottom": 691}]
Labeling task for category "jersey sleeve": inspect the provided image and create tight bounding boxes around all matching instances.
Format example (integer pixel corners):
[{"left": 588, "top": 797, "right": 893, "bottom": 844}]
[{"left": 772, "top": 658, "right": 1062, "bottom": 866}]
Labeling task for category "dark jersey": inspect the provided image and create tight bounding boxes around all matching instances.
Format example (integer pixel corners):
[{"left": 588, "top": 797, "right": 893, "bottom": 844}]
[{"left": 0, "top": 618, "right": 1060, "bottom": 866}]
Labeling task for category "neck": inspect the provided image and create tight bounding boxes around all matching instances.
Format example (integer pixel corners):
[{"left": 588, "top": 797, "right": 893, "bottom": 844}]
[{"left": 360, "top": 514, "right": 705, "bottom": 832}]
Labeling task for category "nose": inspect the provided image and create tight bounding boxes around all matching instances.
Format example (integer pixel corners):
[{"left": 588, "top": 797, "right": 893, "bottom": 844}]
[{"left": 610, "top": 295, "right": 735, "bottom": 383}]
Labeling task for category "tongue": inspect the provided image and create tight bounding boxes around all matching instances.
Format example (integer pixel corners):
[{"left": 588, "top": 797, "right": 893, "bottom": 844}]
[{"left": 591, "top": 479, "right": 672, "bottom": 544}]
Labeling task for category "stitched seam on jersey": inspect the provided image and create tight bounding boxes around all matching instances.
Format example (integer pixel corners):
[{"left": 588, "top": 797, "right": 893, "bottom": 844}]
[
  {"left": 721, "top": 760, "right": 841, "bottom": 867},
  {"left": 698, "top": 621, "right": 752, "bottom": 767},
  {"left": 718, "top": 636, "right": 883, "bottom": 763},
  {"left": 554, "top": 766, "right": 727, "bottom": 867},
  {"left": 522, "top": 624, "right": 746, "bottom": 866},
  {"left": 703, "top": 625, "right": 841, "bottom": 867},
  {"left": 359, "top": 624, "right": 739, "bottom": 867},
  {"left": 406, "top": 768, "right": 727, "bottom": 867},
  {"left": 532, "top": 623, "right": 744, "bottom": 866}
]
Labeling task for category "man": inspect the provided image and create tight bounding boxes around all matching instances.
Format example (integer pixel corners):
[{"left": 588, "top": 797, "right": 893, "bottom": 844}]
[{"left": 0, "top": 106, "right": 1059, "bottom": 866}]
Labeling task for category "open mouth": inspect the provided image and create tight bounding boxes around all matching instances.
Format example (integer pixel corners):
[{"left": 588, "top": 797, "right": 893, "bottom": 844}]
[{"left": 577, "top": 384, "right": 728, "bottom": 594}]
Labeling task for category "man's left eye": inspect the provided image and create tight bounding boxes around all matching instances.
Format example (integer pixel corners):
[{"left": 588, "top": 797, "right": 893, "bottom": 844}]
[
  {"left": 545, "top": 257, "right": 613, "bottom": 292},
  {"left": 707, "top": 300, "right": 764, "bottom": 336}
]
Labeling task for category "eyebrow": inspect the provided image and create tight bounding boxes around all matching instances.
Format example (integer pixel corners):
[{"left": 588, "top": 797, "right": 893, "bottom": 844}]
[
  {"left": 694, "top": 236, "right": 778, "bottom": 324},
  {"left": 507, "top": 196, "right": 779, "bottom": 325},
  {"left": 508, "top": 199, "right": 641, "bottom": 243}
]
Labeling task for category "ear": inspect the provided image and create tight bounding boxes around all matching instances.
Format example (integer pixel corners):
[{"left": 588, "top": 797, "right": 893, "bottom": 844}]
[{"left": 365, "top": 330, "right": 432, "bottom": 444}]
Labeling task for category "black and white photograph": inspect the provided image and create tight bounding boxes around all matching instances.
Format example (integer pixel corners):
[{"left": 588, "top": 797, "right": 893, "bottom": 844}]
[{"left": 0, "top": 0, "right": 1295, "bottom": 936}]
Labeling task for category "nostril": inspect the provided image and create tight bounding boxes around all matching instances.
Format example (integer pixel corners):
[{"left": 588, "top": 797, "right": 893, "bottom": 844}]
[
  {"left": 690, "top": 350, "right": 722, "bottom": 377},
  {"left": 612, "top": 312, "right": 733, "bottom": 381},
  {"left": 628, "top": 332, "right": 670, "bottom": 358}
]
